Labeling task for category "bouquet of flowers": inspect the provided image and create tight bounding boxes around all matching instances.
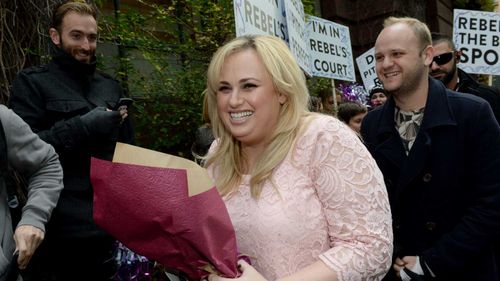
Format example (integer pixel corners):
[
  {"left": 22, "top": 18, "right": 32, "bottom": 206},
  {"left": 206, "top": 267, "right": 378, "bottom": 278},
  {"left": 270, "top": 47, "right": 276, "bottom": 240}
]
[{"left": 91, "top": 143, "right": 239, "bottom": 280}]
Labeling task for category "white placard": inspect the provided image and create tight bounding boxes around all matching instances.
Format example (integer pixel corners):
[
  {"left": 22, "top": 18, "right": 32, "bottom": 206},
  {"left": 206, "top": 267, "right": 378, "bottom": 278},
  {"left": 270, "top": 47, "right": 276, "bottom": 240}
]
[
  {"left": 233, "top": 0, "right": 288, "bottom": 41},
  {"left": 284, "top": 0, "right": 311, "bottom": 76},
  {"left": 306, "top": 15, "right": 355, "bottom": 81},
  {"left": 355, "top": 47, "right": 382, "bottom": 91},
  {"left": 453, "top": 9, "right": 500, "bottom": 75}
]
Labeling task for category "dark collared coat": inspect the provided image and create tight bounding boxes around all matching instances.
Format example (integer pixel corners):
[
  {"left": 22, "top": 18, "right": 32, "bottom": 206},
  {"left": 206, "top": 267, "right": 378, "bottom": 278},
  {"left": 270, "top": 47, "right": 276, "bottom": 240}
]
[
  {"left": 361, "top": 77, "right": 500, "bottom": 281},
  {"left": 9, "top": 50, "right": 134, "bottom": 279},
  {"left": 10, "top": 50, "right": 134, "bottom": 238},
  {"left": 456, "top": 68, "right": 500, "bottom": 125}
]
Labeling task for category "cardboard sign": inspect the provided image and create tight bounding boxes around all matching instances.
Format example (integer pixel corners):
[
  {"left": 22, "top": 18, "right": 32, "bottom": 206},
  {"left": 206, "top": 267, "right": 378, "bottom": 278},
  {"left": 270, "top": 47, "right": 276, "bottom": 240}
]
[
  {"left": 284, "top": 0, "right": 312, "bottom": 76},
  {"left": 453, "top": 9, "right": 500, "bottom": 75},
  {"left": 356, "top": 47, "right": 382, "bottom": 90},
  {"left": 307, "top": 15, "right": 355, "bottom": 81},
  {"left": 234, "top": 0, "right": 288, "bottom": 41}
]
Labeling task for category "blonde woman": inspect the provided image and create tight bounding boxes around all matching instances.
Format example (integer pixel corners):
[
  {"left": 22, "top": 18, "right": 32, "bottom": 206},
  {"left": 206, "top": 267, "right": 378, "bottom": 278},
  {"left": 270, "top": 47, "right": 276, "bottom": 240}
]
[{"left": 204, "top": 35, "right": 392, "bottom": 281}]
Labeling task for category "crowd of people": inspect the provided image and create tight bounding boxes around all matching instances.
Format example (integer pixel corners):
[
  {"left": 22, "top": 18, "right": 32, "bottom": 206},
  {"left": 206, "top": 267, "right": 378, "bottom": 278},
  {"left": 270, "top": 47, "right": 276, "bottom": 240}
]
[
  {"left": 311, "top": 79, "right": 389, "bottom": 135},
  {"left": 1, "top": 1, "right": 499, "bottom": 281}
]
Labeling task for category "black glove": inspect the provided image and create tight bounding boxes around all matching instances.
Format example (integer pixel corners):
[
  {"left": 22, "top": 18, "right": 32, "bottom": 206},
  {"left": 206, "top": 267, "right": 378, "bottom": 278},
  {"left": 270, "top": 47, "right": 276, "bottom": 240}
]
[{"left": 81, "top": 107, "right": 122, "bottom": 136}]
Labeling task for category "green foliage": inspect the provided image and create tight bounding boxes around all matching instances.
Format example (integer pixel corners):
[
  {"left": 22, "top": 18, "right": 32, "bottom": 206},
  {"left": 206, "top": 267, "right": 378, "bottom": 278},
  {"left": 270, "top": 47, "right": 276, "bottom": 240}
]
[
  {"left": 97, "top": 0, "right": 317, "bottom": 158},
  {"left": 302, "top": 0, "right": 317, "bottom": 15},
  {"left": 307, "top": 77, "right": 332, "bottom": 97},
  {"left": 453, "top": 0, "right": 497, "bottom": 11},
  {"left": 97, "top": 0, "right": 235, "bottom": 157}
]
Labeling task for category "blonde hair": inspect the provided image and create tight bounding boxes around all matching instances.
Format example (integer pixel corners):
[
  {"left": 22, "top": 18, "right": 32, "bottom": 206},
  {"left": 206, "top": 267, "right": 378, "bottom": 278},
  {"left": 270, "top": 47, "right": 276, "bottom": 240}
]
[
  {"left": 201, "top": 90, "right": 210, "bottom": 124},
  {"left": 383, "top": 17, "right": 431, "bottom": 50},
  {"left": 204, "top": 35, "right": 310, "bottom": 198}
]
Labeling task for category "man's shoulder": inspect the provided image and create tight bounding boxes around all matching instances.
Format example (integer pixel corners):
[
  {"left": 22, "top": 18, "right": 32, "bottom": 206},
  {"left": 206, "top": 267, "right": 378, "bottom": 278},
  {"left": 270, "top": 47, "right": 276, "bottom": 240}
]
[
  {"left": 360, "top": 106, "right": 385, "bottom": 140},
  {"left": 95, "top": 70, "right": 120, "bottom": 83},
  {"left": 475, "top": 83, "right": 500, "bottom": 99},
  {"left": 462, "top": 80, "right": 499, "bottom": 98},
  {"left": 447, "top": 88, "right": 491, "bottom": 106},
  {"left": 19, "top": 65, "right": 49, "bottom": 76},
  {"left": 458, "top": 68, "right": 500, "bottom": 95},
  {"left": 364, "top": 105, "right": 384, "bottom": 122},
  {"left": 445, "top": 89, "right": 496, "bottom": 122}
]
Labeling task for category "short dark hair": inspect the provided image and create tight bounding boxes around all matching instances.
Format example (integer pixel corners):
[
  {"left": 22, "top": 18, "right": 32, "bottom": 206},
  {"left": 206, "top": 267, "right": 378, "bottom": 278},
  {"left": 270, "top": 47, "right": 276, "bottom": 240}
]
[
  {"left": 51, "top": 1, "right": 97, "bottom": 31},
  {"left": 431, "top": 32, "right": 456, "bottom": 51},
  {"left": 337, "top": 102, "right": 367, "bottom": 123}
]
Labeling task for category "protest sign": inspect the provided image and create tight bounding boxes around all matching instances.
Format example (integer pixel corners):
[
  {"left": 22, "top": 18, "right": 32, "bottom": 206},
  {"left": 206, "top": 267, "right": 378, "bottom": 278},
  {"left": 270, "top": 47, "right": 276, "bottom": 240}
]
[
  {"left": 284, "top": 0, "right": 311, "bottom": 76},
  {"left": 307, "top": 15, "right": 355, "bottom": 81},
  {"left": 356, "top": 47, "right": 382, "bottom": 91},
  {"left": 453, "top": 9, "right": 500, "bottom": 75},
  {"left": 233, "top": 0, "right": 288, "bottom": 41}
]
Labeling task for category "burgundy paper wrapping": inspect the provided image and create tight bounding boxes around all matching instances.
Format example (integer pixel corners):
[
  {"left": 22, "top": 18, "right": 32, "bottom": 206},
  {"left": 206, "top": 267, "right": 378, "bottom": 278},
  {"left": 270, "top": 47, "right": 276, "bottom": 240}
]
[{"left": 90, "top": 157, "right": 238, "bottom": 280}]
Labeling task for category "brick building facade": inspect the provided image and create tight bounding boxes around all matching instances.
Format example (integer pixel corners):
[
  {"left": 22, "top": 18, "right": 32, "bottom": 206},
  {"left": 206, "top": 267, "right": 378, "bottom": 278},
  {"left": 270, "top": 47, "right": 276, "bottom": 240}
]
[{"left": 318, "top": 0, "right": 455, "bottom": 66}]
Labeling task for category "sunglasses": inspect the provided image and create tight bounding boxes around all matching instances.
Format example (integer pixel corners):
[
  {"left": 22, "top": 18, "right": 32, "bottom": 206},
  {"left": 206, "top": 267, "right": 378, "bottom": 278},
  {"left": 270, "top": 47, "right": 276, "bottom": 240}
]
[{"left": 432, "top": 52, "right": 454, "bottom": 65}]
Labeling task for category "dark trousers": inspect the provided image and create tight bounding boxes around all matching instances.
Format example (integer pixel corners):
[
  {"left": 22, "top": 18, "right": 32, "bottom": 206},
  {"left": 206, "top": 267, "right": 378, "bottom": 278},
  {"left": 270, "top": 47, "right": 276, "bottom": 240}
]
[{"left": 21, "top": 235, "right": 116, "bottom": 281}]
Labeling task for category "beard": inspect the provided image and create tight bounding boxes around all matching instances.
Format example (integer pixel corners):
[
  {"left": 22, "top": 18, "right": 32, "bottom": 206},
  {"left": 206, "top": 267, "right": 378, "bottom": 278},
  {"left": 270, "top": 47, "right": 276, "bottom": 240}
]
[
  {"left": 385, "top": 63, "right": 428, "bottom": 98},
  {"left": 59, "top": 38, "right": 95, "bottom": 64},
  {"left": 431, "top": 59, "right": 457, "bottom": 86}
]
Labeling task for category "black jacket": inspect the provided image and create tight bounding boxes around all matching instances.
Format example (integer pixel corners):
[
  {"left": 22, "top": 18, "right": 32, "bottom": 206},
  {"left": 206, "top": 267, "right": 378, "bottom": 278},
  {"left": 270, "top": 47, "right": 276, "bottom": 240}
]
[
  {"left": 9, "top": 50, "right": 134, "bottom": 239},
  {"left": 361, "top": 78, "right": 500, "bottom": 281},
  {"left": 456, "top": 68, "right": 500, "bottom": 124}
]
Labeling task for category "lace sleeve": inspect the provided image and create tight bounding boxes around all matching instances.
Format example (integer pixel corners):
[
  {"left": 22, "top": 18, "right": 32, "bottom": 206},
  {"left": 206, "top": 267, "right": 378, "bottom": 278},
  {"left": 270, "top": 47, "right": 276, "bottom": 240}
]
[{"left": 311, "top": 117, "right": 393, "bottom": 281}]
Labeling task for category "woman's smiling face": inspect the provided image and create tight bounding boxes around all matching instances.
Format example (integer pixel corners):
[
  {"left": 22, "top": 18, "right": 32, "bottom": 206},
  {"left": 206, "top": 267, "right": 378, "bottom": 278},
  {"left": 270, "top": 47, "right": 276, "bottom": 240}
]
[{"left": 216, "top": 49, "right": 286, "bottom": 148}]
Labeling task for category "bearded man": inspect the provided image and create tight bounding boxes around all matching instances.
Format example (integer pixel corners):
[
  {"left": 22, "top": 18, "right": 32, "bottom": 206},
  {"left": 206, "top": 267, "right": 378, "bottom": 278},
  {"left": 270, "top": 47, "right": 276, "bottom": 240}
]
[
  {"left": 9, "top": 1, "right": 134, "bottom": 280},
  {"left": 430, "top": 32, "right": 500, "bottom": 124}
]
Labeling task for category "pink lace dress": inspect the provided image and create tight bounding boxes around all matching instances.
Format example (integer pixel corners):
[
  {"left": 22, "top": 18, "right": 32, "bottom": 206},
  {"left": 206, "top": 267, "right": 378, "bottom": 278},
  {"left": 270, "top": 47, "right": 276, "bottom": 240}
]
[{"left": 208, "top": 115, "right": 393, "bottom": 281}]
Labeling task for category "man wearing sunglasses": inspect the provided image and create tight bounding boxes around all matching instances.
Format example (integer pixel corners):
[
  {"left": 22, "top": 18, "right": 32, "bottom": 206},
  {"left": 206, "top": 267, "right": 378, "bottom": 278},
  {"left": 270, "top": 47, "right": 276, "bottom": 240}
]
[{"left": 431, "top": 32, "right": 500, "bottom": 124}]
